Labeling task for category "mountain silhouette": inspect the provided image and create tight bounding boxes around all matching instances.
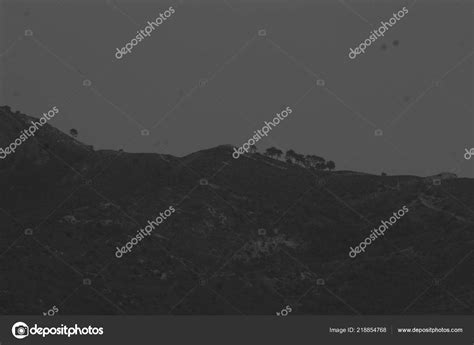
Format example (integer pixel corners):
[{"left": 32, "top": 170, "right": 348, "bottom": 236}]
[{"left": 0, "top": 106, "right": 473, "bottom": 315}]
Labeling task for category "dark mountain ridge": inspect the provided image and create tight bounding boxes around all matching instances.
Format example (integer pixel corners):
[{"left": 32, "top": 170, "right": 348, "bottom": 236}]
[{"left": 0, "top": 106, "right": 473, "bottom": 315}]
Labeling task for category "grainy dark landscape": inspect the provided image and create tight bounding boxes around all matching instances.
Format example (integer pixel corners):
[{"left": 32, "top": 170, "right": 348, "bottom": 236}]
[
  {"left": 0, "top": 0, "right": 473, "bottom": 344},
  {"left": 0, "top": 106, "right": 473, "bottom": 316}
]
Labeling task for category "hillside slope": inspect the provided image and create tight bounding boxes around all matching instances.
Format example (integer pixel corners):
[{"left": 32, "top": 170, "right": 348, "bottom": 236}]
[{"left": 0, "top": 106, "right": 472, "bottom": 315}]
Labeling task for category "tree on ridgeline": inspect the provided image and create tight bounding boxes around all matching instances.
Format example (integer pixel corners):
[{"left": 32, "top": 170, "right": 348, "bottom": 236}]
[
  {"left": 69, "top": 129, "right": 78, "bottom": 138},
  {"left": 285, "top": 149, "right": 296, "bottom": 163},
  {"left": 284, "top": 149, "right": 335, "bottom": 171},
  {"left": 265, "top": 147, "right": 284, "bottom": 159},
  {"left": 326, "top": 160, "right": 335, "bottom": 171},
  {"left": 305, "top": 155, "right": 326, "bottom": 169},
  {"left": 265, "top": 147, "right": 278, "bottom": 158},
  {"left": 274, "top": 148, "right": 283, "bottom": 159},
  {"left": 294, "top": 153, "right": 306, "bottom": 166}
]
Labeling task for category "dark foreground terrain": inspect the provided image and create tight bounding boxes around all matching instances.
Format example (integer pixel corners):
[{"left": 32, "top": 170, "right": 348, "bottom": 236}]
[{"left": 0, "top": 106, "right": 473, "bottom": 315}]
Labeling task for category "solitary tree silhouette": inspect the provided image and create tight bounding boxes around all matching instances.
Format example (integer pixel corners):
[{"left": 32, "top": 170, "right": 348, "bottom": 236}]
[
  {"left": 326, "top": 160, "right": 335, "bottom": 171},
  {"left": 69, "top": 129, "right": 78, "bottom": 138}
]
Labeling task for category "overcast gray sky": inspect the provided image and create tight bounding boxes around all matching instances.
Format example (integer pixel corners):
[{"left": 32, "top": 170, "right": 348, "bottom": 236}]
[{"left": 1, "top": 0, "right": 472, "bottom": 177}]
